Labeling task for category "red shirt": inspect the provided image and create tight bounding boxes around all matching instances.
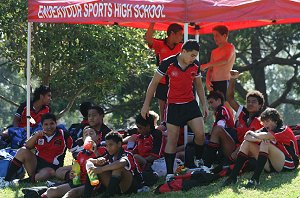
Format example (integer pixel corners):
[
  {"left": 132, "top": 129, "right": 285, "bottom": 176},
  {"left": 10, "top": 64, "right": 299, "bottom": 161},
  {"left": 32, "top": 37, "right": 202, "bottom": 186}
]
[
  {"left": 149, "top": 39, "right": 183, "bottom": 84},
  {"left": 157, "top": 54, "right": 201, "bottom": 104},
  {"left": 213, "top": 105, "right": 234, "bottom": 128},
  {"left": 235, "top": 106, "right": 263, "bottom": 143},
  {"left": 270, "top": 126, "right": 299, "bottom": 160},
  {"left": 133, "top": 129, "right": 165, "bottom": 158},
  {"left": 76, "top": 147, "right": 106, "bottom": 184},
  {"left": 35, "top": 129, "right": 73, "bottom": 166},
  {"left": 16, "top": 101, "right": 50, "bottom": 128}
]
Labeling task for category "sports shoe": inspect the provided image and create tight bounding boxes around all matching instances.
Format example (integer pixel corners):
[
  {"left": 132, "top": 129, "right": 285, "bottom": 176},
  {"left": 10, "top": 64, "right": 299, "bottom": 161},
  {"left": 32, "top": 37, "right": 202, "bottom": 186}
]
[
  {"left": 137, "top": 186, "right": 150, "bottom": 193},
  {"left": 200, "top": 165, "right": 213, "bottom": 174},
  {"left": 165, "top": 174, "right": 175, "bottom": 182},
  {"left": 0, "top": 177, "right": 10, "bottom": 189},
  {"left": 222, "top": 177, "right": 237, "bottom": 187},
  {"left": 243, "top": 179, "right": 259, "bottom": 189},
  {"left": 194, "top": 158, "right": 204, "bottom": 168}
]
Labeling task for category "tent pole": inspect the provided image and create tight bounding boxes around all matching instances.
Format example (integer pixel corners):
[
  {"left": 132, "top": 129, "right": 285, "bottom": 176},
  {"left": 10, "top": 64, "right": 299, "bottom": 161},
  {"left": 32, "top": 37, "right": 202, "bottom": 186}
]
[
  {"left": 184, "top": 23, "right": 188, "bottom": 146},
  {"left": 26, "top": 22, "right": 32, "bottom": 139}
]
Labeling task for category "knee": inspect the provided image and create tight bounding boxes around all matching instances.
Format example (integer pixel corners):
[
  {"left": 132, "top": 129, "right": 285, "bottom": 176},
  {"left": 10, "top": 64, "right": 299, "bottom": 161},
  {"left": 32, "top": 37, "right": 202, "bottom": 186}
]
[
  {"left": 211, "top": 126, "right": 223, "bottom": 136},
  {"left": 44, "top": 187, "right": 57, "bottom": 197}
]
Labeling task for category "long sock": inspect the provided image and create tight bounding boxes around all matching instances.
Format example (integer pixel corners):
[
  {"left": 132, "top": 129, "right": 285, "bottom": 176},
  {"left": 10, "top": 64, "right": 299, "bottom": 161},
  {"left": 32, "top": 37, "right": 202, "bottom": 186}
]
[
  {"left": 203, "top": 142, "right": 220, "bottom": 167},
  {"left": 106, "top": 176, "right": 121, "bottom": 197},
  {"left": 5, "top": 158, "right": 22, "bottom": 181},
  {"left": 251, "top": 152, "right": 268, "bottom": 182},
  {"left": 229, "top": 151, "right": 248, "bottom": 180},
  {"left": 165, "top": 153, "right": 176, "bottom": 174},
  {"left": 194, "top": 141, "right": 204, "bottom": 160},
  {"left": 82, "top": 175, "right": 94, "bottom": 198}
]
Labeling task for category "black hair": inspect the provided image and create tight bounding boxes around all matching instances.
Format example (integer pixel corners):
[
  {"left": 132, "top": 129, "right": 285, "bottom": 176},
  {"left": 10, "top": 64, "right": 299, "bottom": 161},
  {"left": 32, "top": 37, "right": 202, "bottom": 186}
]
[
  {"left": 105, "top": 131, "right": 123, "bottom": 144},
  {"left": 182, "top": 40, "right": 200, "bottom": 52},
  {"left": 260, "top": 108, "right": 283, "bottom": 127},
  {"left": 33, "top": 85, "right": 51, "bottom": 102},
  {"left": 212, "top": 25, "right": 229, "bottom": 36},
  {"left": 167, "top": 23, "right": 183, "bottom": 36},
  {"left": 41, "top": 113, "right": 57, "bottom": 124},
  {"left": 207, "top": 91, "right": 225, "bottom": 105},
  {"left": 136, "top": 114, "right": 155, "bottom": 130},
  {"left": 88, "top": 105, "right": 104, "bottom": 115},
  {"left": 246, "top": 90, "right": 265, "bottom": 107},
  {"left": 80, "top": 102, "right": 92, "bottom": 117}
]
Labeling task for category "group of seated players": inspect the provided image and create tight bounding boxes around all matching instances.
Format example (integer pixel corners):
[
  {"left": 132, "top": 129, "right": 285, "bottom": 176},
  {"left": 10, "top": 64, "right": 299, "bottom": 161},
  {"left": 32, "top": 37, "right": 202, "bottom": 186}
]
[{"left": 0, "top": 72, "right": 299, "bottom": 197}]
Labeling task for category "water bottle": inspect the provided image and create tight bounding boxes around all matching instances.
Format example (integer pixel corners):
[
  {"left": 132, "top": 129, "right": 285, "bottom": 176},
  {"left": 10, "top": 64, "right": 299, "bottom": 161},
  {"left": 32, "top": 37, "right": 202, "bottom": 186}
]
[
  {"left": 86, "top": 160, "right": 100, "bottom": 186},
  {"left": 83, "top": 136, "right": 93, "bottom": 150},
  {"left": 72, "top": 160, "right": 81, "bottom": 185}
]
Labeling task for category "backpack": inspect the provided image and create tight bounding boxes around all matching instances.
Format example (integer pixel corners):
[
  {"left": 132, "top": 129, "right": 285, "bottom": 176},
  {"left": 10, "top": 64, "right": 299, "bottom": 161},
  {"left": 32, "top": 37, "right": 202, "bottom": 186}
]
[{"left": 0, "top": 148, "right": 25, "bottom": 179}]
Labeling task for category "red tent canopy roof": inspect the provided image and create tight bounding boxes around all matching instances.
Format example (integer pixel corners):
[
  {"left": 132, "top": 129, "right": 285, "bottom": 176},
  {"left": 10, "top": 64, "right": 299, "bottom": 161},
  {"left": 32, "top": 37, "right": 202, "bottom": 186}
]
[{"left": 28, "top": 0, "right": 300, "bottom": 33}]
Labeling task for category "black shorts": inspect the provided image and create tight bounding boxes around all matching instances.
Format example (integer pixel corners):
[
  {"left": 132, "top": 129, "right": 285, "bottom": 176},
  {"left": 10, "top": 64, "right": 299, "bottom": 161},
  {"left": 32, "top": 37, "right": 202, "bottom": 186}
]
[
  {"left": 166, "top": 100, "right": 203, "bottom": 127},
  {"left": 211, "top": 80, "right": 229, "bottom": 99},
  {"left": 224, "top": 128, "right": 239, "bottom": 144},
  {"left": 36, "top": 156, "right": 60, "bottom": 172},
  {"left": 154, "top": 83, "right": 168, "bottom": 101}
]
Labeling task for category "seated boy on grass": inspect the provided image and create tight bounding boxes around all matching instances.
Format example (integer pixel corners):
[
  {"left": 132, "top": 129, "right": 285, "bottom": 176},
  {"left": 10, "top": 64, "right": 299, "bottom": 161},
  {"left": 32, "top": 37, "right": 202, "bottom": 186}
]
[
  {"left": 41, "top": 126, "right": 106, "bottom": 198},
  {"left": 83, "top": 131, "right": 143, "bottom": 198},
  {"left": 132, "top": 114, "right": 165, "bottom": 171}
]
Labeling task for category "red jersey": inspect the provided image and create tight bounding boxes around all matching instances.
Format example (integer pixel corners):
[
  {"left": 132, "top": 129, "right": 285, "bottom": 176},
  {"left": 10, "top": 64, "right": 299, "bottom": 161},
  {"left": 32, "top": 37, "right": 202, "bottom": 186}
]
[
  {"left": 235, "top": 106, "right": 263, "bottom": 143},
  {"left": 213, "top": 105, "right": 234, "bottom": 128},
  {"left": 157, "top": 55, "right": 201, "bottom": 104},
  {"left": 35, "top": 129, "right": 73, "bottom": 166},
  {"left": 76, "top": 147, "right": 106, "bottom": 184},
  {"left": 269, "top": 126, "right": 299, "bottom": 169},
  {"left": 97, "top": 124, "right": 112, "bottom": 143},
  {"left": 133, "top": 129, "right": 165, "bottom": 158},
  {"left": 15, "top": 101, "right": 50, "bottom": 128},
  {"left": 149, "top": 39, "right": 183, "bottom": 84}
]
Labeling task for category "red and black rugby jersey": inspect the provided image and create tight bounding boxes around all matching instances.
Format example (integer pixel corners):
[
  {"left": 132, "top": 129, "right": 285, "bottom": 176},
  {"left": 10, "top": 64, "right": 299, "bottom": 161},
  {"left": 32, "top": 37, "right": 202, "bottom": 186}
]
[
  {"left": 35, "top": 129, "right": 73, "bottom": 166},
  {"left": 235, "top": 106, "right": 263, "bottom": 143},
  {"left": 150, "top": 39, "right": 183, "bottom": 84},
  {"left": 157, "top": 54, "right": 201, "bottom": 104},
  {"left": 15, "top": 101, "right": 50, "bottom": 128},
  {"left": 270, "top": 126, "right": 299, "bottom": 160},
  {"left": 133, "top": 129, "right": 165, "bottom": 159},
  {"left": 76, "top": 147, "right": 106, "bottom": 184},
  {"left": 213, "top": 105, "right": 234, "bottom": 128}
]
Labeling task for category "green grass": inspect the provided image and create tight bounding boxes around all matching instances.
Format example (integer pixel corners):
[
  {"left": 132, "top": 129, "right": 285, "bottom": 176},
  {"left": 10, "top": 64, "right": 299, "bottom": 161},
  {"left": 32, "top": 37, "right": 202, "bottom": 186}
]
[{"left": 1, "top": 151, "right": 300, "bottom": 198}]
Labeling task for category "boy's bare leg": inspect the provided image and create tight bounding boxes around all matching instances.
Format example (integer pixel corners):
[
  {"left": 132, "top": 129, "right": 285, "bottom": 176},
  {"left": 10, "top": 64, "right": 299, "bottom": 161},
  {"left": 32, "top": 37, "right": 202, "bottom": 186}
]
[{"left": 44, "top": 183, "right": 72, "bottom": 198}]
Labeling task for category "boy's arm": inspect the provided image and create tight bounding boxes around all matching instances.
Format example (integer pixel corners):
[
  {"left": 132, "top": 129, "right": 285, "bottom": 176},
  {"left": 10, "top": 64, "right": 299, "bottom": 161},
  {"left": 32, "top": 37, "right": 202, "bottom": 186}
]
[
  {"left": 145, "top": 22, "right": 155, "bottom": 47},
  {"left": 25, "top": 131, "right": 43, "bottom": 149},
  {"left": 93, "top": 158, "right": 128, "bottom": 174},
  {"left": 227, "top": 71, "right": 240, "bottom": 112},
  {"left": 205, "top": 69, "right": 213, "bottom": 91},
  {"left": 201, "top": 45, "right": 235, "bottom": 70},
  {"left": 194, "top": 77, "right": 209, "bottom": 118},
  {"left": 244, "top": 130, "right": 274, "bottom": 142},
  {"left": 141, "top": 72, "right": 163, "bottom": 119}
]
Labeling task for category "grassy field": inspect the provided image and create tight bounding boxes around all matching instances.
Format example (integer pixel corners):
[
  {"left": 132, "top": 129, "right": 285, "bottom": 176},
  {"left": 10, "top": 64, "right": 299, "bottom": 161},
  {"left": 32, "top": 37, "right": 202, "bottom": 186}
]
[{"left": 1, "top": 151, "right": 300, "bottom": 198}]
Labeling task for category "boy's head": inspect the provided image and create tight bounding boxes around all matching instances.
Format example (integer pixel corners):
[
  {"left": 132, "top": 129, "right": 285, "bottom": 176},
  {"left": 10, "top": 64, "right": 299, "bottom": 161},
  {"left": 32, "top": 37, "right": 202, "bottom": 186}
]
[
  {"left": 167, "top": 23, "right": 183, "bottom": 44},
  {"left": 135, "top": 114, "right": 155, "bottom": 135},
  {"left": 212, "top": 25, "right": 229, "bottom": 46},
  {"left": 181, "top": 40, "right": 199, "bottom": 65},
  {"left": 80, "top": 102, "right": 92, "bottom": 118},
  {"left": 260, "top": 108, "right": 283, "bottom": 131},
  {"left": 33, "top": 85, "right": 51, "bottom": 105},
  {"left": 105, "top": 131, "right": 123, "bottom": 155},
  {"left": 41, "top": 113, "right": 57, "bottom": 136},
  {"left": 246, "top": 90, "right": 264, "bottom": 113},
  {"left": 88, "top": 105, "right": 104, "bottom": 129},
  {"left": 83, "top": 126, "right": 98, "bottom": 143},
  {"left": 207, "top": 91, "right": 225, "bottom": 111}
]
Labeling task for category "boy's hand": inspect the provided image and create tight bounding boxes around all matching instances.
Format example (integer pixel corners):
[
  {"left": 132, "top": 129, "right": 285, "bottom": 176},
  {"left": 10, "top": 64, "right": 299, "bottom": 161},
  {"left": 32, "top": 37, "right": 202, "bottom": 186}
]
[
  {"left": 141, "top": 105, "right": 149, "bottom": 119},
  {"left": 34, "top": 130, "right": 45, "bottom": 138},
  {"left": 69, "top": 170, "right": 75, "bottom": 179},
  {"left": 230, "top": 70, "right": 240, "bottom": 79},
  {"left": 205, "top": 79, "right": 213, "bottom": 91},
  {"left": 88, "top": 166, "right": 103, "bottom": 175}
]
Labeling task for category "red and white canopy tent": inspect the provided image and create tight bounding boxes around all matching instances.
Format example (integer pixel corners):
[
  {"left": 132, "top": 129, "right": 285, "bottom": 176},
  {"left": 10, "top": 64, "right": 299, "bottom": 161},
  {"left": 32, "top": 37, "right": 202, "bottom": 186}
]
[{"left": 26, "top": 0, "right": 300, "bottom": 137}]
